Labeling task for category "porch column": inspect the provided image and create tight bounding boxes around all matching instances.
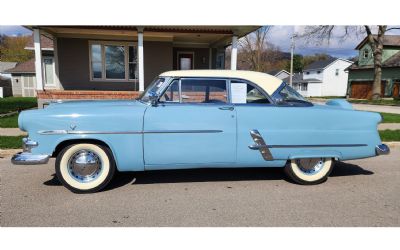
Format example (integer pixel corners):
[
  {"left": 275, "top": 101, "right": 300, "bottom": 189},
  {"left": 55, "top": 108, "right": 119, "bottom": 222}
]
[
  {"left": 138, "top": 29, "right": 144, "bottom": 92},
  {"left": 53, "top": 36, "right": 61, "bottom": 87},
  {"left": 33, "top": 29, "right": 44, "bottom": 90},
  {"left": 230, "top": 35, "right": 238, "bottom": 70}
]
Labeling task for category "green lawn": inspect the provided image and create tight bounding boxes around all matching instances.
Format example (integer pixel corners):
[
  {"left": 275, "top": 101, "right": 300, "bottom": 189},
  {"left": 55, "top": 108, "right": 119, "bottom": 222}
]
[
  {"left": 0, "top": 114, "right": 18, "bottom": 128},
  {"left": 349, "top": 99, "right": 400, "bottom": 106},
  {"left": 0, "top": 136, "right": 24, "bottom": 149},
  {"left": 0, "top": 97, "right": 37, "bottom": 114},
  {"left": 379, "top": 130, "right": 400, "bottom": 142},
  {"left": 380, "top": 112, "right": 400, "bottom": 123}
]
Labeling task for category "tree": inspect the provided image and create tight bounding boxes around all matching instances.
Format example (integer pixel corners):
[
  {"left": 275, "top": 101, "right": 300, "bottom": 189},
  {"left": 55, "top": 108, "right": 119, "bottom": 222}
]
[
  {"left": 0, "top": 35, "right": 33, "bottom": 63},
  {"left": 302, "top": 53, "right": 332, "bottom": 68},
  {"left": 301, "top": 25, "right": 400, "bottom": 100},
  {"left": 285, "top": 54, "right": 303, "bottom": 72},
  {"left": 239, "top": 26, "right": 271, "bottom": 72}
]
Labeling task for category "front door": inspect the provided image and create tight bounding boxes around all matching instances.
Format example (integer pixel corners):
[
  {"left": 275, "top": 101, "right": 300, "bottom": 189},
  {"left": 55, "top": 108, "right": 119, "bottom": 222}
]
[
  {"left": 177, "top": 52, "right": 194, "bottom": 70},
  {"left": 143, "top": 78, "right": 236, "bottom": 169}
]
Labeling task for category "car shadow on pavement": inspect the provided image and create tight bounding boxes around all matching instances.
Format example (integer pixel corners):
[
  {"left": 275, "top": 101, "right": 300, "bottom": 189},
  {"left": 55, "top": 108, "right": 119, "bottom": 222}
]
[
  {"left": 43, "top": 162, "right": 374, "bottom": 191},
  {"left": 330, "top": 161, "right": 374, "bottom": 177}
]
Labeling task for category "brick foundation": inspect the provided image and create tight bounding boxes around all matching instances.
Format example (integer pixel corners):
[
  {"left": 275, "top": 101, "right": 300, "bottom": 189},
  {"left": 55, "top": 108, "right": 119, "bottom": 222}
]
[{"left": 37, "top": 90, "right": 141, "bottom": 100}]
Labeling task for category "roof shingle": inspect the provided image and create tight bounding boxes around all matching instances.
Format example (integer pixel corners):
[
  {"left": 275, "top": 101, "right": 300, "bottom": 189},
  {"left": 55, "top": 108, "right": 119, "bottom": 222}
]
[
  {"left": 304, "top": 57, "right": 337, "bottom": 70},
  {"left": 5, "top": 58, "right": 35, "bottom": 73}
]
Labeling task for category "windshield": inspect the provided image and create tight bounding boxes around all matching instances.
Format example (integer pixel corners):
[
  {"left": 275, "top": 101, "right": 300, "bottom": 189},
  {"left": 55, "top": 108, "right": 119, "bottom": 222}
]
[
  {"left": 139, "top": 77, "right": 168, "bottom": 102},
  {"left": 272, "top": 82, "right": 311, "bottom": 105}
]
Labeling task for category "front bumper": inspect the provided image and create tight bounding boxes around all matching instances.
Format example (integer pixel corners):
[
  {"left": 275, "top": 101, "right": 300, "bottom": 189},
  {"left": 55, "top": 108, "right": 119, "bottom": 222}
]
[
  {"left": 11, "top": 152, "right": 50, "bottom": 165},
  {"left": 11, "top": 137, "right": 50, "bottom": 165},
  {"left": 376, "top": 144, "right": 390, "bottom": 155}
]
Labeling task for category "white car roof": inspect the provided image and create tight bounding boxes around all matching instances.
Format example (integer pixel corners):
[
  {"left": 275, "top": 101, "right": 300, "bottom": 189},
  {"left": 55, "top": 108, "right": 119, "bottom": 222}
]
[{"left": 160, "top": 70, "right": 283, "bottom": 95}]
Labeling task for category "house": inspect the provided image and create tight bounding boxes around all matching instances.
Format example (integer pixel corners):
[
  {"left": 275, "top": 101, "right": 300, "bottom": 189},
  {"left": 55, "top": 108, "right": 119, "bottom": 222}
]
[
  {"left": 16, "top": 26, "right": 260, "bottom": 106},
  {"left": 282, "top": 72, "right": 322, "bottom": 97},
  {"left": 0, "top": 62, "right": 17, "bottom": 97},
  {"left": 267, "top": 69, "right": 290, "bottom": 80},
  {"left": 5, "top": 35, "right": 54, "bottom": 97},
  {"left": 0, "top": 61, "right": 17, "bottom": 79},
  {"left": 347, "top": 35, "right": 400, "bottom": 99},
  {"left": 298, "top": 58, "right": 353, "bottom": 97}
]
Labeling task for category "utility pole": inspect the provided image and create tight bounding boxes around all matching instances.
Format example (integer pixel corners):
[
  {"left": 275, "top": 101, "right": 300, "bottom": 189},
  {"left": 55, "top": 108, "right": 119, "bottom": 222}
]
[{"left": 289, "top": 34, "right": 295, "bottom": 86}]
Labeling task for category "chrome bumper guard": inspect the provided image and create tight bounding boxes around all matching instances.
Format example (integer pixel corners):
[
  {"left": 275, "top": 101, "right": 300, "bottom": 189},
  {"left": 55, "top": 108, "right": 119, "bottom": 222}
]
[
  {"left": 11, "top": 152, "right": 50, "bottom": 165},
  {"left": 11, "top": 137, "right": 50, "bottom": 165},
  {"left": 376, "top": 144, "right": 390, "bottom": 156}
]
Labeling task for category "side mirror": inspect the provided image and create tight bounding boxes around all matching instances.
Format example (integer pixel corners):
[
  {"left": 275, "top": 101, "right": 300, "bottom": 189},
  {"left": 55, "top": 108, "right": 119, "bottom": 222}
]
[{"left": 148, "top": 91, "right": 159, "bottom": 107}]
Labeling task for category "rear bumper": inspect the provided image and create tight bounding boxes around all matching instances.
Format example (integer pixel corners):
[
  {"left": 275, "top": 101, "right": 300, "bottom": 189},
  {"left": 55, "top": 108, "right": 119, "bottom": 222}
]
[
  {"left": 11, "top": 152, "right": 50, "bottom": 165},
  {"left": 376, "top": 144, "right": 390, "bottom": 156}
]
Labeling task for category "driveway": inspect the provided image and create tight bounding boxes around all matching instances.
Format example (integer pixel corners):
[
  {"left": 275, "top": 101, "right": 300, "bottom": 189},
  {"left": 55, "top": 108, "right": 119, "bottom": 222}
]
[{"left": 0, "top": 147, "right": 399, "bottom": 227}]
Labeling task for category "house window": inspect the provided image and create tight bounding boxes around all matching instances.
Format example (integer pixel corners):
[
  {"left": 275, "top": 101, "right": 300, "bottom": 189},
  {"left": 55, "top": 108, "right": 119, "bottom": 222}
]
[
  {"left": 363, "top": 49, "right": 369, "bottom": 58},
  {"left": 335, "top": 69, "right": 339, "bottom": 76},
  {"left": 317, "top": 71, "right": 321, "bottom": 74},
  {"left": 305, "top": 72, "right": 310, "bottom": 75},
  {"left": 301, "top": 83, "right": 308, "bottom": 91},
  {"left": 89, "top": 41, "right": 137, "bottom": 81}
]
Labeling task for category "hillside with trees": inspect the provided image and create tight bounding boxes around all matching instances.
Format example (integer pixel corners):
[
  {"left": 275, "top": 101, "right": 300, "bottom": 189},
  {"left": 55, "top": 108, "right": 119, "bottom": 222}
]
[{"left": 0, "top": 35, "right": 33, "bottom": 63}]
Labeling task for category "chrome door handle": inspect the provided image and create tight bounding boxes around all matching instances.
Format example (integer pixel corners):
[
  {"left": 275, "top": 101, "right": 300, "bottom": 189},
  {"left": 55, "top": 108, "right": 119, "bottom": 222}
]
[{"left": 218, "top": 106, "right": 234, "bottom": 111}]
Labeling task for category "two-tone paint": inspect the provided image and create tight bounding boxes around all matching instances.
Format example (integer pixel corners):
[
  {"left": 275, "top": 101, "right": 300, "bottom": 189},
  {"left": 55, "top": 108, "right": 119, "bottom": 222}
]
[{"left": 15, "top": 86, "right": 384, "bottom": 172}]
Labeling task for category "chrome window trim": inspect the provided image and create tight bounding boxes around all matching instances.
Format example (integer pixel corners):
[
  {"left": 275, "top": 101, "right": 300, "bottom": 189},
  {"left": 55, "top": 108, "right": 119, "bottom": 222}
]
[
  {"left": 228, "top": 78, "right": 274, "bottom": 105},
  {"left": 158, "top": 76, "right": 274, "bottom": 105}
]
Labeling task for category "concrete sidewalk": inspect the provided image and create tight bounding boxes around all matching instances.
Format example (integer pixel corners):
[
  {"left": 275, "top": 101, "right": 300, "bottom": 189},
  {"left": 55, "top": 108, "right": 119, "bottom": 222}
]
[
  {"left": 0, "top": 128, "right": 27, "bottom": 136},
  {"left": 378, "top": 123, "right": 400, "bottom": 130},
  {"left": 311, "top": 99, "right": 400, "bottom": 114},
  {"left": 352, "top": 103, "right": 400, "bottom": 114}
]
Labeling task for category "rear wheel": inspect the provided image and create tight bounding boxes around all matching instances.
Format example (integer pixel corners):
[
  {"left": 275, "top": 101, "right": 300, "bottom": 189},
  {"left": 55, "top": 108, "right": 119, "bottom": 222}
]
[
  {"left": 284, "top": 158, "right": 334, "bottom": 185},
  {"left": 55, "top": 143, "right": 116, "bottom": 193}
]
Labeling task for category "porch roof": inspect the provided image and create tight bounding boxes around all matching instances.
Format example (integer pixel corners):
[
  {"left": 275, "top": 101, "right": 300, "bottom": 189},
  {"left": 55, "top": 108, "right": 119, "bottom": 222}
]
[{"left": 26, "top": 25, "right": 260, "bottom": 47}]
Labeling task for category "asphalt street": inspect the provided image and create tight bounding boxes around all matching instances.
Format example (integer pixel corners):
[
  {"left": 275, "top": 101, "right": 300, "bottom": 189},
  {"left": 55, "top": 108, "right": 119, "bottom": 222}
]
[{"left": 0, "top": 147, "right": 399, "bottom": 226}]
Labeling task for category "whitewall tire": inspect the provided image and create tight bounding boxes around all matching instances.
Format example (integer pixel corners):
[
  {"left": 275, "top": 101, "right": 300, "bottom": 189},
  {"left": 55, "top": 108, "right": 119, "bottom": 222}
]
[
  {"left": 284, "top": 158, "right": 334, "bottom": 185},
  {"left": 56, "top": 143, "right": 116, "bottom": 193}
]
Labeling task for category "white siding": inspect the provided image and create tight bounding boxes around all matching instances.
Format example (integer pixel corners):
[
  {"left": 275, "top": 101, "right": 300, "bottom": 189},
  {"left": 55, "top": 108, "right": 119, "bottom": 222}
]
[
  {"left": 307, "top": 82, "right": 322, "bottom": 97},
  {"left": 303, "top": 70, "right": 323, "bottom": 81},
  {"left": 303, "top": 59, "right": 352, "bottom": 97}
]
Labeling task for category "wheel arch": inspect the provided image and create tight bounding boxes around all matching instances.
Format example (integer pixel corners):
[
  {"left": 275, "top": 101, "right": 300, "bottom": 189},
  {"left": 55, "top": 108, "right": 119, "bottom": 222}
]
[{"left": 52, "top": 139, "right": 116, "bottom": 162}]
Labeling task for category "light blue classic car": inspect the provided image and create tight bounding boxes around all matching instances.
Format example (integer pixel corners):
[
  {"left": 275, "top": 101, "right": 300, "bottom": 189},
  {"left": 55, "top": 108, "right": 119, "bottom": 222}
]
[{"left": 12, "top": 70, "right": 389, "bottom": 193}]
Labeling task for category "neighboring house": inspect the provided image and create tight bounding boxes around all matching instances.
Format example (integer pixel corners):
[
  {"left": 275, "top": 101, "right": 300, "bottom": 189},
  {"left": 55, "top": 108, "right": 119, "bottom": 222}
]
[
  {"left": 347, "top": 35, "right": 400, "bottom": 99},
  {"left": 0, "top": 62, "right": 17, "bottom": 97},
  {"left": 6, "top": 35, "right": 54, "bottom": 97},
  {"left": 283, "top": 72, "right": 321, "bottom": 97},
  {"left": 298, "top": 58, "right": 353, "bottom": 97},
  {"left": 267, "top": 69, "right": 290, "bottom": 80},
  {"left": 0, "top": 61, "right": 17, "bottom": 79},
  {"left": 18, "top": 26, "right": 260, "bottom": 106}
]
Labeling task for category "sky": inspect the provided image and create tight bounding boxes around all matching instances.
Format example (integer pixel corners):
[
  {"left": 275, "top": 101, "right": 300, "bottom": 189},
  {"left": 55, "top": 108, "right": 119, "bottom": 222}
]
[
  {"left": 268, "top": 25, "right": 400, "bottom": 59},
  {"left": 1, "top": 25, "right": 400, "bottom": 59}
]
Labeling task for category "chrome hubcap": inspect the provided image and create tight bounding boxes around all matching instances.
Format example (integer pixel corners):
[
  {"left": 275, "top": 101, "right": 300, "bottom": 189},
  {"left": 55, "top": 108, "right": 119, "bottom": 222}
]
[
  {"left": 295, "top": 158, "right": 325, "bottom": 175},
  {"left": 67, "top": 150, "right": 102, "bottom": 183}
]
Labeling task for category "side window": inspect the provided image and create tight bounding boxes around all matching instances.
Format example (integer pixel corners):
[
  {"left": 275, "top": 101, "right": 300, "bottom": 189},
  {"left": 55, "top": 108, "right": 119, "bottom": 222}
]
[
  {"left": 230, "top": 81, "right": 270, "bottom": 104},
  {"left": 181, "top": 79, "right": 227, "bottom": 103},
  {"left": 159, "top": 80, "right": 179, "bottom": 102}
]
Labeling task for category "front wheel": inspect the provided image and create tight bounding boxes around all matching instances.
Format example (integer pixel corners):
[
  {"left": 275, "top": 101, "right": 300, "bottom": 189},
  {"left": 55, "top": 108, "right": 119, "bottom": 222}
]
[
  {"left": 56, "top": 143, "right": 116, "bottom": 193},
  {"left": 284, "top": 158, "right": 334, "bottom": 185}
]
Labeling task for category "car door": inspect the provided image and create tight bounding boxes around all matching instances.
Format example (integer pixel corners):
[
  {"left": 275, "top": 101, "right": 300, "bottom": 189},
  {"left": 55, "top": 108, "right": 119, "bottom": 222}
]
[{"left": 143, "top": 78, "right": 236, "bottom": 169}]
